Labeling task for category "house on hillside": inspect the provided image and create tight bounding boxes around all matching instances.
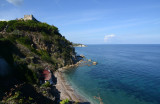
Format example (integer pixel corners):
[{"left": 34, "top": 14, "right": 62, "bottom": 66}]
[{"left": 40, "top": 68, "right": 53, "bottom": 84}]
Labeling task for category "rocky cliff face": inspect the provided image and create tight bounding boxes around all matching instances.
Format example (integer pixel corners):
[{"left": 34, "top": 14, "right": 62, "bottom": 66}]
[
  {"left": 0, "top": 20, "right": 77, "bottom": 103},
  {"left": 0, "top": 20, "right": 77, "bottom": 70}
]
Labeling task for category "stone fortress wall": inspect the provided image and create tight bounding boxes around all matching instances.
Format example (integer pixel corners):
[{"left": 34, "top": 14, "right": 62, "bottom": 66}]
[
  {"left": 18, "top": 15, "right": 37, "bottom": 21},
  {"left": 24, "top": 15, "right": 34, "bottom": 20}
]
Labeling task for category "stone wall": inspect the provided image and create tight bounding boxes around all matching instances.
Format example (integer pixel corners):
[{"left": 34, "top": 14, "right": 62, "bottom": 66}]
[{"left": 24, "top": 15, "right": 33, "bottom": 20}]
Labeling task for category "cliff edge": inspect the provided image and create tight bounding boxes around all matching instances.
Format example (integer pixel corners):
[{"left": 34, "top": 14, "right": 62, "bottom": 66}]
[{"left": 0, "top": 18, "right": 78, "bottom": 103}]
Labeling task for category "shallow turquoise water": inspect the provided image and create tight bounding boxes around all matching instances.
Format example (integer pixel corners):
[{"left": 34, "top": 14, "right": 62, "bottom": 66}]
[{"left": 64, "top": 45, "right": 160, "bottom": 104}]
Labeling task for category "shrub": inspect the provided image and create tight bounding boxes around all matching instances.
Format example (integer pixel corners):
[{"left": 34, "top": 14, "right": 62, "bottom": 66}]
[
  {"left": 42, "top": 81, "right": 51, "bottom": 87},
  {"left": 0, "top": 21, "right": 7, "bottom": 31},
  {"left": 60, "top": 99, "right": 69, "bottom": 104},
  {"left": 16, "top": 36, "right": 32, "bottom": 47},
  {"left": 37, "top": 50, "right": 53, "bottom": 63},
  {"left": 5, "top": 91, "right": 34, "bottom": 103},
  {"left": 16, "top": 36, "right": 39, "bottom": 54},
  {"left": 6, "top": 91, "right": 21, "bottom": 102},
  {"left": 6, "top": 20, "right": 59, "bottom": 35},
  {"left": 15, "top": 64, "right": 38, "bottom": 84}
]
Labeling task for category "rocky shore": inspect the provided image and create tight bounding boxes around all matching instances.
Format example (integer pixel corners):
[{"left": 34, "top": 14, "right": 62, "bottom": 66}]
[
  {"left": 53, "top": 59, "right": 91, "bottom": 104},
  {"left": 53, "top": 55, "right": 98, "bottom": 103},
  {"left": 54, "top": 71, "right": 86, "bottom": 102}
]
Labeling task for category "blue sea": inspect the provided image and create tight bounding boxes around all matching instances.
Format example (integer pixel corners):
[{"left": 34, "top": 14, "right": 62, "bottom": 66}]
[{"left": 64, "top": 44, "right": 160, "bottom": 104}]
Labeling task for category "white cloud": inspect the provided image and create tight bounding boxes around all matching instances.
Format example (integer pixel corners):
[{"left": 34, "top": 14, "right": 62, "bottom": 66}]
[
  {"left": 0, "top": 19, "right": 8, "bottom": 21},
  {"left": 6, "top": 0, "right": 23, "bottom": 6},
  {"left": 104, "top": 34, "right": 115, "bottom": 42}
]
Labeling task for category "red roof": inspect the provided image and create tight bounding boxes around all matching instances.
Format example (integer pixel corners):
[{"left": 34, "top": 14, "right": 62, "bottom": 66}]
[{"left": 42, "top": 70, "right": 51, "bottom": 81}]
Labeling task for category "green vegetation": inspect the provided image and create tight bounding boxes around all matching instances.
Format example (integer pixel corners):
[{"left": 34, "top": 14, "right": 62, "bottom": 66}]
[
  {"left": 16, "top": 36, "right": 32, "bottom": 46},
  {"left": 16, "top": 36, "right": 38, "bottom": 53},
  {"left": 60, "top": 99, "right": 69, "bottom": 104},
  {"left": 0, "top": 39, "right": 15, "bottom": 65},
  {"left": 6, "top": 91, "right": 34, "bottom": 104},
  {"left": 0, "top": 19, "right": 75, "bottom": 85},
  {"left": 0, "top": 39, "right": 38, "bottom": 84},
  {"left": 2, "top": 20, "right": 58, "bottom": 35},
  {"left": 37, "top": 50, "right": 53, "bottom": 63},
  {"left": 0, "top": 19, "right": 76, "bottom": 104},
  {"left": 0, "top": 20, "right": 75, "bottom": 65},
  {"left": 15, "top": 63, "right": 38, "bottom": 84},
  {"left": 42, "top": 81, "right": 51, "bottom": 87},
  {"left": 0, "top": 21, "right": 7, "bottom": 31},
  {"left": 6, "top": 91, "right": 21, "bottom": 102}
]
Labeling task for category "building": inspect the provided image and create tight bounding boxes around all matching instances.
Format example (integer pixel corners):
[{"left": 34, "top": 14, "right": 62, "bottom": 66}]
[
  {"left": 24, "top": 15, "right": 34, "bottom": 20},
  {"left": 42, "top": 69, "right": 53, "bottom": 84},
  {"left": 18, "top": 15, "right": 37, "bottom": 21}
]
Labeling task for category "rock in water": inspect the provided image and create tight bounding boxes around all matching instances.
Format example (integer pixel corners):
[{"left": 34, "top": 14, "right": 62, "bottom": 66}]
[
  {"left": 93, "top": 62, "right": 97, "bottom": 65},
  {"left": 88, "top": 59, "right": 92, "bottom": 62}
]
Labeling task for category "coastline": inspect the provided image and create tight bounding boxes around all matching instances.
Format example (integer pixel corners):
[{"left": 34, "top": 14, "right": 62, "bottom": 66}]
[
  {"left": 54, "top": 61, "right": 90, "bottom": 103},
  {"left": 54, "top": 71, "right": 87, "bottom": 102}
]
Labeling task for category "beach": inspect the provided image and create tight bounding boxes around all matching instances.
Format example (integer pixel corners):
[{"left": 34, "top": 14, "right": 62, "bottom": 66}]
[{"left": 54, "top": 69, "right": 88, "bottom": 103}]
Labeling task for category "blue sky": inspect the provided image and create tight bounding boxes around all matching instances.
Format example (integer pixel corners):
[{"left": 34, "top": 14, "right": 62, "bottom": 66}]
[{"left": 0, "top": 0, "right": 160, "bottom": 44}]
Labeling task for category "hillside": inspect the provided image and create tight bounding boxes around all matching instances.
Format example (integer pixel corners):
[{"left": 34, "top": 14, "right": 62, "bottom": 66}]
[{"left": 0, "top": 19, "right": 78, "bottom": 104}]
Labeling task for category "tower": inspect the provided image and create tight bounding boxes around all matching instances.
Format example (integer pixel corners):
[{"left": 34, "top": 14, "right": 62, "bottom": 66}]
[{"left": 24, "top": 15, "right": 34, "bottom": 20}]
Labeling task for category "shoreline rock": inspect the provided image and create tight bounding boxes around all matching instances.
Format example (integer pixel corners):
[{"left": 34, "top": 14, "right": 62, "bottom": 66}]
[{"left": 92, "top": 62, "right": 97, "bottom": 65}]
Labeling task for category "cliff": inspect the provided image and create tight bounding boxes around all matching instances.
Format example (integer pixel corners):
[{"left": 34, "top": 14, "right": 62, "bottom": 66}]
[{"left": 0, "top": 19, "right": 77, "bottom": 103}]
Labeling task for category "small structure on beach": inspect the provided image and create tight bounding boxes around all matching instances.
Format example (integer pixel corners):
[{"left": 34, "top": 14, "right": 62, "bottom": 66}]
[{"left": 41, "top": 68, "right": 53, "bottom": 84}]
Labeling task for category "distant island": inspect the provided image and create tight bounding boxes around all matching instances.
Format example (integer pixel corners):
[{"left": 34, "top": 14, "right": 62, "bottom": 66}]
[{"left": 73, "top": 43, "right": 87, "bottom": 47}]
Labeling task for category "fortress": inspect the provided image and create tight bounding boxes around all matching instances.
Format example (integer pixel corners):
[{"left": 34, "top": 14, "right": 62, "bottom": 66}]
[
  {"left": 18, "top": 15, "right": 37, "bottom": 21},
  {"left": 24, "top": 15, "right": 34, "bottom": 20}
]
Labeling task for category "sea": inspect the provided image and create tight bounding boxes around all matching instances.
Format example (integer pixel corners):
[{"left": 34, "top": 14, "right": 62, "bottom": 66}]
[{"left": 63, "top": 44, "right": 160, "bottom": 104}]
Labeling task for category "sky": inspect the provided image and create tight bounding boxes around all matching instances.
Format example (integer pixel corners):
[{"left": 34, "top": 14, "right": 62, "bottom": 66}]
[{"left": 0, "top": 0, "right": 160, "bottom": 44}]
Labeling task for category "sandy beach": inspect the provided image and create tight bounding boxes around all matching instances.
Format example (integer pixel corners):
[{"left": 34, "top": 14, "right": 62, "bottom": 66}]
[{"left": 54, "top": 70, "right": 88, "bottom": 103}]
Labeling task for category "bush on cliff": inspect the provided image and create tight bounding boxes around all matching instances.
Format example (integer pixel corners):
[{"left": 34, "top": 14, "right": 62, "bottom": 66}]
[
  {"left": 42, "top": 81, "right": 51, "bottom": 87},
  {"left": 0, "top": 39, "right": 38, "bottom": 84},
  {"left": 60, "top": 99, "right": 69, "bottom": 104},
  {"left": 1, "top": 20, "right": 58, "bottom": 35}
]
